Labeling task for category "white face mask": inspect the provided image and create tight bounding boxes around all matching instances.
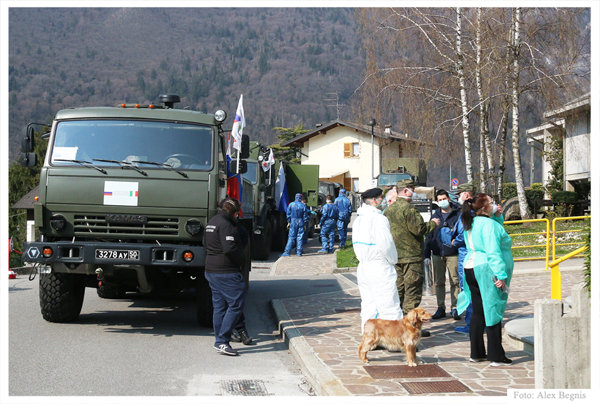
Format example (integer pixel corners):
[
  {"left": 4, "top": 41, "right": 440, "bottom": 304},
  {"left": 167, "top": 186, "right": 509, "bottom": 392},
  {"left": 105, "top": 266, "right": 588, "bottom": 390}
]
[
  {"left": 491, "top": 203, "right": 498, "bottom": 215},
  {"left": 438, "top": 199, "right": 450, "bottom": 209}
]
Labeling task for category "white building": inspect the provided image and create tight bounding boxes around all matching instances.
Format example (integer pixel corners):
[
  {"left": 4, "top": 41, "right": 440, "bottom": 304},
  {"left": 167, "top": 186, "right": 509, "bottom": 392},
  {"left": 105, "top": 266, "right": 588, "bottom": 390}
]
[
  {"left": 281, "top": 119, "right": 425, "bottom": 193},
  {"left": 526, "top": 93, "right": 591, "bottom": 197}
]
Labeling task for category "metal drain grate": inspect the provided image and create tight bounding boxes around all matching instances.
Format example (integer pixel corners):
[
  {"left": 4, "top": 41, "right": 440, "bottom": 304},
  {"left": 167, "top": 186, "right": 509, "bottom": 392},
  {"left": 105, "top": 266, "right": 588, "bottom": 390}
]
[
  {"left": 364, "top": 364, "right": 452, "bottom": 379},
  {"left": 220, "top": 380, "right": 270, "bottom": 396},
  {"left": 401, "top": 380, "right": 472, "bottom": 394}
]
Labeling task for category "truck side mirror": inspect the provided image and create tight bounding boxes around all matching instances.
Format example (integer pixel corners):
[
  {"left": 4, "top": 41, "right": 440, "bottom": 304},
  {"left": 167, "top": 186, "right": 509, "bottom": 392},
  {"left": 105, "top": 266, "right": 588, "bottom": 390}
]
[
  {"left": 20, "top": 152, "right": 37, "bottom": 167},
  {"left": 21, "top": 126, "right": 35, "bottom": 152},
  {"left": 230, "top": 160, "right": 248, "bottom": 174},
  {"left": 240, "top": 135, "right": 250, "bottom": 159}
]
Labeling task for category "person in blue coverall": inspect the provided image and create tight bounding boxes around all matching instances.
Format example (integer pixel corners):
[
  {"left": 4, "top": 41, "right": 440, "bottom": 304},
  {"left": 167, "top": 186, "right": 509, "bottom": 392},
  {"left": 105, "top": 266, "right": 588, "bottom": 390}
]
[
  {"left": 317, "top": 195, "right": 339, "bottom": 253},
  {"left": 334, "top": 189, "right": 353, "bottom": 248},
  {"left": 281, "top": 193, "right": 307, "bottom": 257},
  {"left": 301, "top": 195, "right": 314, "bottom": 246}
]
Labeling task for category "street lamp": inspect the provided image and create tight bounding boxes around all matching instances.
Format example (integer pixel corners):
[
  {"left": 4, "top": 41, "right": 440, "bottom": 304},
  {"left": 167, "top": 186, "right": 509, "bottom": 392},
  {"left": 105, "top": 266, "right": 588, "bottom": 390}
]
[{"left": 368, "top": 118, "right": 376, "bottom": 185}]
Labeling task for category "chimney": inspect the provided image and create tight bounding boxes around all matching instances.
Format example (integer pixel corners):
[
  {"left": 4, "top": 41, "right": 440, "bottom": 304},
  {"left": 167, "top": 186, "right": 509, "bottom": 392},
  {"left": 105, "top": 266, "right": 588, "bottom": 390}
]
[{"left": 384, "top": 124, "right": 392, "bottom": 135}]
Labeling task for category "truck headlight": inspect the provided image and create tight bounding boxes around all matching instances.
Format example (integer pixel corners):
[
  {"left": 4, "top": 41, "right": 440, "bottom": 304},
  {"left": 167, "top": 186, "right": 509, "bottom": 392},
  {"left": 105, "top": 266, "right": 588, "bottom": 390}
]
[
  {"left": 185, "top": 219, "right": 203, "bottom": 236},
  {"left": 50, "top": 215, "right": 67, "bottom": 231},
  {"left": 214, "top": 110, "right": 227, "bottom": 122}
]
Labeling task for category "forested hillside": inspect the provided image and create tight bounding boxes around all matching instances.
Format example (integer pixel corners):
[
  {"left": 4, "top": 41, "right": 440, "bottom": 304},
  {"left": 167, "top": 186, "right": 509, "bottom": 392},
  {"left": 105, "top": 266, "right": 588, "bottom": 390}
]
[{"left": 8, "top": 8, "right": 365, "bottom": 162}]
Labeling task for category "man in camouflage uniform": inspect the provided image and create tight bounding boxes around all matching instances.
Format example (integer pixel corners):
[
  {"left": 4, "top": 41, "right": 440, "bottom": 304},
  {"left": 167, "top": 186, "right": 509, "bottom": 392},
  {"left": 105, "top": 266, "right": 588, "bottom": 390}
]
[{"left": 384, "top": 179, "right": 440, "bottom": 323}]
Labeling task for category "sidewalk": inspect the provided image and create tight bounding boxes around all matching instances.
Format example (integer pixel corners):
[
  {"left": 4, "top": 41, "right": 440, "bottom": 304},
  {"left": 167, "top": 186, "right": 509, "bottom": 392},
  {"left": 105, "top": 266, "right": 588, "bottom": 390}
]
[{"left": 270, "top": 237, "right": 586, "bottom": 396}]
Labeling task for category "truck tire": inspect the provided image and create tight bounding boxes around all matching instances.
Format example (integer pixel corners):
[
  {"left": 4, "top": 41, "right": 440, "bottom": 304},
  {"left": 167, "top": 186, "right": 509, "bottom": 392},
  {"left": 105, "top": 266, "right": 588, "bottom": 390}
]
[
  {"left": 502, "top": 197, "right": 522, "bottom": 221},
  {"left": 96, "top": 284, "right": 127, "bottom": 299},
  {"left": 252, "top": 219, "right": 272, "bottom": 260},
  {"left": 196, "top": 271, "right": 213, "bottom": 328},
  {"left": 308, "top": 216, "right": 317, "bottom": 238},
  {"left": 39, "top": 271, "right": 86, "bottom": 323}
]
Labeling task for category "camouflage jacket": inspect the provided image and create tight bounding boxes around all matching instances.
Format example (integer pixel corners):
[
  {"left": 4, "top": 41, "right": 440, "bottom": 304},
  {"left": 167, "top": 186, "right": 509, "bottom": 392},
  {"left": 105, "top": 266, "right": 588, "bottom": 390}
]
[{"left": 384, "top": 198, "right": 437, "bottom": 263}]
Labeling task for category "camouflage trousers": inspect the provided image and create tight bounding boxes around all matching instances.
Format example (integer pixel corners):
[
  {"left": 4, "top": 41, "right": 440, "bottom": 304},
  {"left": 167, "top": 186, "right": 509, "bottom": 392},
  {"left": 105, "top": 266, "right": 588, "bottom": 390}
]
[{"left": 394, "top": 261, "right": 424, "bottom": 316}]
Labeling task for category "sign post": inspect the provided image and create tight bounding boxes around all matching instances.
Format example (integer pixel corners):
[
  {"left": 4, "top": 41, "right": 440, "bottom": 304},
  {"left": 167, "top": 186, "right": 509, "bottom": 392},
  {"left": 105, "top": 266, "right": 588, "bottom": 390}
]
[{"left": 451, "top": 178, "right": 459, "bottom": 190}]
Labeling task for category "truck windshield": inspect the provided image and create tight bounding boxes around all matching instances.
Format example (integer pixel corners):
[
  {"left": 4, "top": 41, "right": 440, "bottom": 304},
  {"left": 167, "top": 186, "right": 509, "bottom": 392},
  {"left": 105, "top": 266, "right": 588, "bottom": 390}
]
[
  {"left": 378, "top": 173, "right": 412, "bottom": 186},
  {"left": 51, "top": 120, "right": 213, "bottom": 171},
  {"left": 242, "top": 162, "right": 258, "bottom": 184}
]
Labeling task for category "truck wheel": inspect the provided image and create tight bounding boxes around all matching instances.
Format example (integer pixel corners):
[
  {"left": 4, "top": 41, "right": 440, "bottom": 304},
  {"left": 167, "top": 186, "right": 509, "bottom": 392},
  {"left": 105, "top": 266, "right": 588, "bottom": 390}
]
[
  {"left": 196, "top": 270, "right": 213, "bottom": 328},
  {"left": 251, "top": 219, "right": 272, "bottom": 260},
  {"left": 39, "top": 271, "right": 86, "bottom": 323},
  {"left": 97, "top": 284, "right": 127, "bottom": 299}
]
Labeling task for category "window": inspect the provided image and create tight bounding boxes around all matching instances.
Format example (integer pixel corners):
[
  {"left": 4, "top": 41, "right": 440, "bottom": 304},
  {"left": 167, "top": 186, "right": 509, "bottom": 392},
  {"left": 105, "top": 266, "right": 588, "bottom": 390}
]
[
  {"left": 344, "top": 142, "right": 359, "bottom": 158},
  {"left": 352, "top": 178, "right": 359, "bottom": 192}
]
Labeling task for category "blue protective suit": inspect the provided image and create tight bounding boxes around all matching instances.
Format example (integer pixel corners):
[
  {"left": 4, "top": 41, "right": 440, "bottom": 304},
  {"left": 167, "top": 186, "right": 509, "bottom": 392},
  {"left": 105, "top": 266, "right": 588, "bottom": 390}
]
[
  {"left": 334, "top": 190, "right": 353, "bottom": 247},
  {"left": 319, "top": 202, "right": 339, "bottom": 252},
  {"left": 302, "top": 202, "right": 310, "bottom": 245},
  {"left": 282, "top": 194, "right": 307, "bottom": 256}
]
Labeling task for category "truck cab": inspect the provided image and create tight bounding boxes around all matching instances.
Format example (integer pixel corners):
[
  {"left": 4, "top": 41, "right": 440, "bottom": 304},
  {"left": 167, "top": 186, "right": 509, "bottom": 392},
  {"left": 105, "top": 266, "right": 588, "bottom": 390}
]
[{"left": 20, "top": 95, "right": 243, "bottom": 326}]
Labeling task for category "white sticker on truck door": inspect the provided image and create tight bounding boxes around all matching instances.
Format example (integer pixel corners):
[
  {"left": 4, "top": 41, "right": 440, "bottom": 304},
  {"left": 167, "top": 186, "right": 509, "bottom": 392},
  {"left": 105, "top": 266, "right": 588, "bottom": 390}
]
[{"left": 104, "top": 181, "right": 139, "bottom": 206}]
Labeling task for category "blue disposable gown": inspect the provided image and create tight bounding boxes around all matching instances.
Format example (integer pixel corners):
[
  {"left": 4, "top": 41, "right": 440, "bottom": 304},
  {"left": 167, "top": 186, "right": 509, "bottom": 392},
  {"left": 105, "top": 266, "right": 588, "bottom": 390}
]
[
  {"left": 284, "top": 194, "right": 307, "bottom": 255},
  {"left": 352, "top": 204, "right": 402, "bottom": 333},
  {"left": 457, "top": 216, "right": 514, "bottom": 327},
  {"left": 320, "top": 203, "right": 339, "bottom": 251}
]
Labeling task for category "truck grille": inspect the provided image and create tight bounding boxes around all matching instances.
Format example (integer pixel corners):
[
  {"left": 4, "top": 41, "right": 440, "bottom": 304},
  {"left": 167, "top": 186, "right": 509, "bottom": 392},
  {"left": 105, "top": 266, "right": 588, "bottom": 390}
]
[{"left": 74, "top": 215, "right": 179, "bottom": 236}]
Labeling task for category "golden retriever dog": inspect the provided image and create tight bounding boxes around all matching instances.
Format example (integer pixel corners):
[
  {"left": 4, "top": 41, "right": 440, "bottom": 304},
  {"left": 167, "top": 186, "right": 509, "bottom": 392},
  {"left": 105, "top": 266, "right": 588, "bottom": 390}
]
[{"left": 358, "top": 307, "right": 432, "bottom": 367}]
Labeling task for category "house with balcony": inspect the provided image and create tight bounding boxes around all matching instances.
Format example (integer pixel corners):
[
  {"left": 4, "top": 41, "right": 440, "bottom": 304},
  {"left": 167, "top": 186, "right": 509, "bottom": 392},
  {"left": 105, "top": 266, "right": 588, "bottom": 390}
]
[{"left": 281, "top": 119, "right": 426, "bottom": 193}]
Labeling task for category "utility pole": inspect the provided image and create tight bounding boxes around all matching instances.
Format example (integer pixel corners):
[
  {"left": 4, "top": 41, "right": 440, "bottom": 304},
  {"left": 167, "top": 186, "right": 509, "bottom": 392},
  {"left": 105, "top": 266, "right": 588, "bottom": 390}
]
[{"left": 324, "top": 92, "right": 344, "bottom": 120}]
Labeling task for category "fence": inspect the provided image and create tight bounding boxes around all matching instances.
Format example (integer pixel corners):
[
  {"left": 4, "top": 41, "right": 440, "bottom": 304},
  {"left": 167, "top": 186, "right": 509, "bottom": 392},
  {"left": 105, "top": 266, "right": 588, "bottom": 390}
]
[{"left": 504, "top": 216, "right": 590, "bottom": 266}]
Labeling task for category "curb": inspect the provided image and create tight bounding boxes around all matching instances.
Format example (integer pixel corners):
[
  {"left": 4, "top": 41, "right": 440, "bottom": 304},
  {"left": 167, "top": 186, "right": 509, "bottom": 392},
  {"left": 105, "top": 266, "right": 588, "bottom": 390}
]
[{"left": 270, "top": 298, "right": 351, "bottom": 396}]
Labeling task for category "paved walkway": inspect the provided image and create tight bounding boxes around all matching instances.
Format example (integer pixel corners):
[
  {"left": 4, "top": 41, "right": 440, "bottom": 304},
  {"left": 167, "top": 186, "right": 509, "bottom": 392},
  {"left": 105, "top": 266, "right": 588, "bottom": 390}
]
[{"left": 270, "top": 235, "right": 586, "bottom": 396}]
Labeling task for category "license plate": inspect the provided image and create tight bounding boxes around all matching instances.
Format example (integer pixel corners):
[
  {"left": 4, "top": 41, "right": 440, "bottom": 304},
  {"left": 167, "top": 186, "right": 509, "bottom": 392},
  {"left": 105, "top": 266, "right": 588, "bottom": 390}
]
[{"left": 95, "top": 249, "right": 140, "bottom": 261}]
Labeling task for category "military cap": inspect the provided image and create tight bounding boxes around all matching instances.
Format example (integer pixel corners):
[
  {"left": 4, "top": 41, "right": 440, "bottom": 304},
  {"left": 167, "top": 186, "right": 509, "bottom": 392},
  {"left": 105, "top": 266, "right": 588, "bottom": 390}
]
[
  {"left": 457, "top": 182, "right": 476, "bottom": 193},
  {"left": 361, "top": 188, "right": 383, "bottom": 199},
  {"left": 396, "top": 179, "right": 415, "bottom": 189}
]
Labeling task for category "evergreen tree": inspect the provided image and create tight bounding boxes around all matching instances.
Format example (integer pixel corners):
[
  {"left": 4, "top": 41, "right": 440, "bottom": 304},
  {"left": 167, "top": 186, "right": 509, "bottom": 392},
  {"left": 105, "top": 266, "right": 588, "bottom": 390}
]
[
  {"left": 8, "top": 127, "right": 48, "bottom": 267},
  {"left": 268, "top": 124, "right": 308, "bottom": 164}
]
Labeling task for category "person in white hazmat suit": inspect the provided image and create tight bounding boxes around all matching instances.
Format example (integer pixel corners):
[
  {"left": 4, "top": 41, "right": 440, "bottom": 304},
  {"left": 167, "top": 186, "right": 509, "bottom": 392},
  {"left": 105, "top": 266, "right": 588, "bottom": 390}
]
[{"left": 353, "top": 187, "right": 403, "bottom": 333}]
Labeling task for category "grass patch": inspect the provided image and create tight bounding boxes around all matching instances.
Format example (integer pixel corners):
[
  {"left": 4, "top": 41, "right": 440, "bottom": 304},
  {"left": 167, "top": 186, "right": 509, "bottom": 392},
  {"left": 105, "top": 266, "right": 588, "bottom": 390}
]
[{"left": 336, "top": 242, "right": 359, "bottom": 268}]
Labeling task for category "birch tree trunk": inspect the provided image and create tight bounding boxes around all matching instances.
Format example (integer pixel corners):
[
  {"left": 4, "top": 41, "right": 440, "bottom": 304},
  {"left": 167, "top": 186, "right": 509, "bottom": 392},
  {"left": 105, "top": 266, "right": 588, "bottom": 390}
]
[
  {"left": 456, "top": 7, "right": 473, "bottom": 184},
  {"left": 476, "top": 8, "right": 487, "bottom": 193},
  {"left": 510, "top": 7, "right": 531, "bottom": 219}
]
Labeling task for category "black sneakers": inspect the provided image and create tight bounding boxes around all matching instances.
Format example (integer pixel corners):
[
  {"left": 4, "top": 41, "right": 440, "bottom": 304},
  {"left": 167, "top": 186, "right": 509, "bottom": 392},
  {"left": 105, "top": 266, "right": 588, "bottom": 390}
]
[
  {"left": 231, "top": 329, "right": 253, "bottom": 345},
  {"left": 431, "top": 308, "right": 446, "bottom": 319},
  {"left": 214, "top": 344, "right": 238, "bottom": 356}
]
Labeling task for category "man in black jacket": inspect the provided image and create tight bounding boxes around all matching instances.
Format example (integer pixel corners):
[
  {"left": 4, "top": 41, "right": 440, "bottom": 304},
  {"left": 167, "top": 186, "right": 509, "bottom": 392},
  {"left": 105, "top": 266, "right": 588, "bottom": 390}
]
[
  {"left": 425, "top": 189, "right": 461, "bottom": 320},
  {"left": 204, "top": 197, "right": 251, "bottom": 356}
]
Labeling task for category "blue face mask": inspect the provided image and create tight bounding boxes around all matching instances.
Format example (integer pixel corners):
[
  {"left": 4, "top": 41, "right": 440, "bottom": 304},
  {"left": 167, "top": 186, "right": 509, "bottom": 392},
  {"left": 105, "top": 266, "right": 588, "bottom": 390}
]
[{"left": 438, "top": 199, "right": 450, "bottom": 209}]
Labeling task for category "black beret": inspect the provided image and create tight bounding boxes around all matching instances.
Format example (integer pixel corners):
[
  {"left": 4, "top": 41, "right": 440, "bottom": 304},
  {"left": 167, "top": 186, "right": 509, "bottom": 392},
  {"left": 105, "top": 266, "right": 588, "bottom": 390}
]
[{"left": 362, "top": 188, "right": 383, "bottom": 199}]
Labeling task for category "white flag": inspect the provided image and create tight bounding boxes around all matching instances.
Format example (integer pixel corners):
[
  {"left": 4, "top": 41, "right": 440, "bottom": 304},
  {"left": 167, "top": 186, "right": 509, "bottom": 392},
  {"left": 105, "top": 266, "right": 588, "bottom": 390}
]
[
  {"left": 261, "top": 148, "right": 275, "bottom": 172},
  {"left": 268, "top": 148, "right": 275, "bottom": 166},
  {"left": 232, "top": 94, "right": 245, "bottom": 152}
]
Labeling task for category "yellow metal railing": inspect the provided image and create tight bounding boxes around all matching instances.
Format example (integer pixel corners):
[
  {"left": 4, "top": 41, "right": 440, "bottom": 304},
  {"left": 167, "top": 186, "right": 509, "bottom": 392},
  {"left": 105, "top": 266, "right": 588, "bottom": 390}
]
[
  {"left": 504, "top": 215, "right": 590, "bottom": 301},
  {"left": 548, "top": 245, "right": 589, "bottom": 301},
  {"left": 552, "top": 216, "right": 590, "bottom": 261},
  {"left": 504, "top": 219, "right": 550, "bottom": 268}
]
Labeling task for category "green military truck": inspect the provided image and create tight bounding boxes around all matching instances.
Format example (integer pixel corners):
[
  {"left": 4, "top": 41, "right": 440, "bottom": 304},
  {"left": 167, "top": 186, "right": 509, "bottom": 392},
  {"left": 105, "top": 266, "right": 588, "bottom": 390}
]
[
  {"left": 20, "top": 94, "right": 250, "bottom": 327},
  {"left": 238, "top": 142, "right": 319, "bottom": 260}
]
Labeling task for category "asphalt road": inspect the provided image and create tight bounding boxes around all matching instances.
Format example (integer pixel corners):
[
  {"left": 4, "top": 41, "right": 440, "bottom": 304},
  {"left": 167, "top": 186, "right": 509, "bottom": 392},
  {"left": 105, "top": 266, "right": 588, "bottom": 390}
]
[{"left": 7, "top": 246, "right": 351, "bottom": 398}]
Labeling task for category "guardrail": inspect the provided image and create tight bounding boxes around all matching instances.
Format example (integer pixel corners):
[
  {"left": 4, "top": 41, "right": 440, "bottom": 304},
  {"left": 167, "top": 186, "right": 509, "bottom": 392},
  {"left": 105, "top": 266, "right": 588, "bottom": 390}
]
[
  {"left": 552, "top": 216, "right": 590, "bottom": 261},
  {"left": 547, "top": 245, "right": 589, "bottom": 301},
  {"left": 504, "top": 219, "right": 550, "bottom": 267},
  {"left": 504, "top": 215, "right": 590, "bottom": 264}
]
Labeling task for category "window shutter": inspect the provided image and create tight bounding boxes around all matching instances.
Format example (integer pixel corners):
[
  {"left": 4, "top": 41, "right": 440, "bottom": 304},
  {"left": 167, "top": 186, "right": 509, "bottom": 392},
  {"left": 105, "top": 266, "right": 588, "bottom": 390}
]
[{"left": 344, "top": 143, "right": 351, "bottom": 158}]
